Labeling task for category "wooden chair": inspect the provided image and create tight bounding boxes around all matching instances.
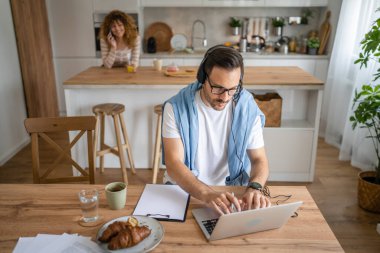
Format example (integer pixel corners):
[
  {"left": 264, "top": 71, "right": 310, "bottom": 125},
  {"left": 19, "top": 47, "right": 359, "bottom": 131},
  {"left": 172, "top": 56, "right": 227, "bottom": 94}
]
[
  {"left": 92, "top": 103, "right": 136, "bottom": 184},
  {"left": 24, "top": 116, "right": 96, "bottom": 184},
  {"left": 152, "top": 104, "right": 163, "bottom": 184}
]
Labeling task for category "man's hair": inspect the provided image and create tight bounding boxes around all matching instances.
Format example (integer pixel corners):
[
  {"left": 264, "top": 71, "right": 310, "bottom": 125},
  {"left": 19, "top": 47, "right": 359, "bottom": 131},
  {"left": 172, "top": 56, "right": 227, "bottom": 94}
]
[{"left": 197, "top": 45, "right": 244, "bottom": 84}]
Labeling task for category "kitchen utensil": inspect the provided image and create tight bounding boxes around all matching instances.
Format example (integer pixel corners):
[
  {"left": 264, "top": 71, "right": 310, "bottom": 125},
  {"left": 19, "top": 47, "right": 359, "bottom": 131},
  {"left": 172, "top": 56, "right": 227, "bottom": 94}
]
[
  {"left": 275, "top": 36, "right": 289, "bottom": 52},
  {"left": 170, "top": 34, "right": 187, "bottom": 51},
  {"left": 239, "top": 38, "right": 247, "bottom": 53},
  {"left": 250, "top": 35, "right": 265, "bottom": 52},
  {"left": 144, "top": 22, "right": 173, "bottom": 52},
  {"left": 318, "top": 11, "right": 331, "bottom": 55}
]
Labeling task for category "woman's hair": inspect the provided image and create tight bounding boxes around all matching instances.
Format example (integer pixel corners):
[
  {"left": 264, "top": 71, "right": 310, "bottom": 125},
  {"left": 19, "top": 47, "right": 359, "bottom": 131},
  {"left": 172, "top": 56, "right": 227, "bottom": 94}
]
[{"left": 99, "top": 10, "right": 138, "bottom": 48}]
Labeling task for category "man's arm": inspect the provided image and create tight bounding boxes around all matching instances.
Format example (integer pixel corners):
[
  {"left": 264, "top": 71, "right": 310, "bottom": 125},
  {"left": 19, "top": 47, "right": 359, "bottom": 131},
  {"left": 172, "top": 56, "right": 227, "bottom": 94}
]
[
  {"left": 163, "top": 137, "right": 240, "bottom": 214},
  {"left": 241, "top": 147, "right": 271, "bottom": 210}
]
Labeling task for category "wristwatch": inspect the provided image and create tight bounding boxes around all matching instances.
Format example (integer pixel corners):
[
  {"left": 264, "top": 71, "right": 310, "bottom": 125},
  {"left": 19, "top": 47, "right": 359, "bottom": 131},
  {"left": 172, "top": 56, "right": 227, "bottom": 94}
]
[{"left": 247, "top": 182, "right": 263, "bottom": 191}]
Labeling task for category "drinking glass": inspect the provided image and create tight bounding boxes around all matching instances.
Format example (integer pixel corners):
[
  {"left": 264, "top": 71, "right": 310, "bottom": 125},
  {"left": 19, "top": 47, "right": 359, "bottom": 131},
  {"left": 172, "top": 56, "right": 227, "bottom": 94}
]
[{"left": 78, "top": 189, "right": 99, "bottom": 222}]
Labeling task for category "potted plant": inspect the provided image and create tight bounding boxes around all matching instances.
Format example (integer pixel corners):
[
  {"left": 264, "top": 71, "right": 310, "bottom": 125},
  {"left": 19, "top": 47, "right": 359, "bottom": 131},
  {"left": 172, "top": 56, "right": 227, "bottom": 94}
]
[
  {"left": 272, "top": 17, "right": 285, "bottom": 36},
  {"left": 229, "top": 17, "right": 241, "bottom": 36},
  {"left": 301, "top": 8, "right": 314, "bottom": 25},
  {"left": 352, "top": 9, "right": 380, "bottom": 213},
  {"left": 307, "top": 37, "right": 320, "bottom": 55}
]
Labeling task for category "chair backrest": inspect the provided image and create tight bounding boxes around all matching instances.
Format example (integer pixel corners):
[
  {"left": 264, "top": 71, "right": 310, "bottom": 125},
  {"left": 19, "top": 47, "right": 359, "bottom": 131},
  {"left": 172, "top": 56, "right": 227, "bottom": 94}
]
[{"left": 24, "top": 116, "right": 97, "bottom": 184}]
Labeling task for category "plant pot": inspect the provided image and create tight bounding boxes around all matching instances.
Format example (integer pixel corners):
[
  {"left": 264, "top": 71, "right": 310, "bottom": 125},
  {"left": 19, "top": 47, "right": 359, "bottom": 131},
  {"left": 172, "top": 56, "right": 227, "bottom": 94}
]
[
  {"left": 308, "top": 47, "right": 318, "bottom": 55},
  {"left": 358, "top": 171, "right": 380, "bottom": 213},
  {"left": 231, "top": 27, "right": 240, "bottom": 36},
  {"left": 273, "top": 27, "right": 283, "bottom": 37}
]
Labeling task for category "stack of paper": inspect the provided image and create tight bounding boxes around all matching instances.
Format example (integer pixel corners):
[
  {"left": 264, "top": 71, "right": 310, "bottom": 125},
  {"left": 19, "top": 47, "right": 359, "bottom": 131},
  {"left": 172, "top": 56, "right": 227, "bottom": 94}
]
[{"left": 13, "top": 233, "right": 103, "bottom": 253}]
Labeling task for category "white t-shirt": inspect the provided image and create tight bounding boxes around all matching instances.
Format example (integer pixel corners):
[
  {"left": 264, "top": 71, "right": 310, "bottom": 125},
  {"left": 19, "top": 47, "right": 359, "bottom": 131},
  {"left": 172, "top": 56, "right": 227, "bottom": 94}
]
[{"left": 162, "top": 90, "right": 264, "bottom": 185}]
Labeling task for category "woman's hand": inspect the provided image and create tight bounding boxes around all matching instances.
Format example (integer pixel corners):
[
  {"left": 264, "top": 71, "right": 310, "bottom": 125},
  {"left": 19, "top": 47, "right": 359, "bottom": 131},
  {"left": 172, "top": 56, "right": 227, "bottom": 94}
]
[
  {"left": 107, "top": 32, "right": 117, "bottom": 49},
  {"left": 241, "top": 188, "right": 271, "bottom": 210},
  {"left": 205, "top": 191, "right": 241, "bottom": 215}
]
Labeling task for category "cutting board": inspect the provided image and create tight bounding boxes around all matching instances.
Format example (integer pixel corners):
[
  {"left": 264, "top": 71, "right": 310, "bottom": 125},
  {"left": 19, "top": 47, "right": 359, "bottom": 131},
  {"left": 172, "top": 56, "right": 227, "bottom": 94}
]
[
  {"left": 318, "top": 11, "right": 331, "bottom": 55},
  {"left": 164, "top": 69, "right": 196, "bottom": 77}
]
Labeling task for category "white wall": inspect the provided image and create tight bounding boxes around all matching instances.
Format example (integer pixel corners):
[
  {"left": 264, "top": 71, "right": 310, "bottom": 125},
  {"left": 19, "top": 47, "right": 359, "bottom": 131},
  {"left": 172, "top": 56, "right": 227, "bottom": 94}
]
[{"left": 0, "top": 0, "right": 29, "bottom": 165}]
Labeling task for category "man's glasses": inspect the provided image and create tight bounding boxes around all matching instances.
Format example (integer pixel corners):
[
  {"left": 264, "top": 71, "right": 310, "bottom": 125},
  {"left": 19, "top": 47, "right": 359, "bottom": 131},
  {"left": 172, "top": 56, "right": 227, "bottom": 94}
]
[{"left": 207, "top": 76, "right": 240, "bottom": 96}]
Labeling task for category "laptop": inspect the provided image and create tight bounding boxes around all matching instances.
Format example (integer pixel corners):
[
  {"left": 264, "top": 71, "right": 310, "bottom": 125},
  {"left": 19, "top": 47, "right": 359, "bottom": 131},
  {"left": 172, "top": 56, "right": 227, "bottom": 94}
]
[{"left": 192, "top": 201, "right": 303, "bottom": 241}]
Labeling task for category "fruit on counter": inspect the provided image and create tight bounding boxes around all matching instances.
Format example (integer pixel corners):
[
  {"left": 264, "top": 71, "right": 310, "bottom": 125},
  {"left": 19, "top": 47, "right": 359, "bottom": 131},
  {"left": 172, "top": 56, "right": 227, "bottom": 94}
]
[{"left": 224, "top": 42, "right": 232, "bottom": 47}]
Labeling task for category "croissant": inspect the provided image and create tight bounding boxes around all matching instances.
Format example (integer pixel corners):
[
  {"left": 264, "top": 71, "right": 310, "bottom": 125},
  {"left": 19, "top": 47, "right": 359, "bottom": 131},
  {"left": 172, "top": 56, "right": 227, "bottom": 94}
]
[
  {"left": 98, "top": 221, "right": 129, "bottom": 242},
  {"left": 108, "top": 225, "right": 151, "bottom": 250}
]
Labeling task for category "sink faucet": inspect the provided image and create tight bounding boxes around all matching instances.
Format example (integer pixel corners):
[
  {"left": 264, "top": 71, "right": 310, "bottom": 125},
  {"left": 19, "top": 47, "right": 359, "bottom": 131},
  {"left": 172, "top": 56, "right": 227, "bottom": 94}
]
[{"left": 191, "top": 19, "right": 207, "bottom": 50}]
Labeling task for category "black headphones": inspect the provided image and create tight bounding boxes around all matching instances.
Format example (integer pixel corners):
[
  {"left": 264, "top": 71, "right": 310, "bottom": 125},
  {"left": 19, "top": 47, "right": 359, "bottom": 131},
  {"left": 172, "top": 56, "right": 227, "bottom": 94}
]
[{"left": 196, "top": 45, "right": 244, "bottom": 101}]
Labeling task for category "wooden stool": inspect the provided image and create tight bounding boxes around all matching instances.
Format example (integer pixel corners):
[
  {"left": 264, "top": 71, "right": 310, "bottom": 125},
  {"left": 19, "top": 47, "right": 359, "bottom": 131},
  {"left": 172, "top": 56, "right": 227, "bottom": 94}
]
[
  {"left": 152, "top": 104, "right": 163, "bottom": 184},
  {"left": 93, "top": 103, "right": 136, "bottom": 184}
]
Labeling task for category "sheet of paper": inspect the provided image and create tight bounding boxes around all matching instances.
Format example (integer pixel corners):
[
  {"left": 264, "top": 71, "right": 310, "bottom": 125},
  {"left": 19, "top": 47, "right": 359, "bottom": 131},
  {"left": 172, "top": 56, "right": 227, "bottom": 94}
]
[
  {"left": 12, "top": 234, "right": 103, "bottom": 253},
  {"left": 133, "top": 184, "right": 190, "bottom": 221},
  {"left": 12, "top": 237, "right": 34, "bottom": 253}
]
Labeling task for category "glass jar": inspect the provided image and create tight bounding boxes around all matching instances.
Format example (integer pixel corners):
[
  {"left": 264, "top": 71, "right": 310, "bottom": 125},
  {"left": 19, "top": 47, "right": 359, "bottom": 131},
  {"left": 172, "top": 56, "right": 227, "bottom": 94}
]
[{"left": 288, "top": 37, "right": 297, "bottom": 53}]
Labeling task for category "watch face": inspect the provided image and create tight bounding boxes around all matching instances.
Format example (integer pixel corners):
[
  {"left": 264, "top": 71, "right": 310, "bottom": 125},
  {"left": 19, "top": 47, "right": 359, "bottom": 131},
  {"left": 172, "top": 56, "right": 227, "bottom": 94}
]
[{"left": 248, "top": 182, "right": 262, "bottom": 190}]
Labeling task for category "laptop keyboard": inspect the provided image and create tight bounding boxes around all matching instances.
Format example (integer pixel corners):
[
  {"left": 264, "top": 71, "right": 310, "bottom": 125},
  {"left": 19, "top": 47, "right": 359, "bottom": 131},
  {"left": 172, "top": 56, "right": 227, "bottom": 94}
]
[{"left": 202, "top": 218, "right": 219, "bottom": 234}]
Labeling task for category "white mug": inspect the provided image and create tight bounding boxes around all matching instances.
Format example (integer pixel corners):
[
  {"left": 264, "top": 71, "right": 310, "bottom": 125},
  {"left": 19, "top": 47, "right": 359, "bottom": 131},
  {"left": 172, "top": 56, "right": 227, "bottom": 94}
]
[{"left": 153, "top": 59, "right": 163, "bottom": 71}]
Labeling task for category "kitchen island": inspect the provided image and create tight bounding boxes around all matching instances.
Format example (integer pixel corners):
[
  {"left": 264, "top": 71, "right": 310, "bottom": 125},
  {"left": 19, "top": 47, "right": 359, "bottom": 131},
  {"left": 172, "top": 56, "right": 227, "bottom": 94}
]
[{"left": 64, "top": 66, "right": 323, "bottom": 182}]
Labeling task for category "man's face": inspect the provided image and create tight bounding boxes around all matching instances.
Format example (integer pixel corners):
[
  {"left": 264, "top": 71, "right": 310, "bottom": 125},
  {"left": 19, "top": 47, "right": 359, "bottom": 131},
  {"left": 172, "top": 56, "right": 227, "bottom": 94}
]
[{"left": 202, "top": 66, "right": 241, "bottom": 111}]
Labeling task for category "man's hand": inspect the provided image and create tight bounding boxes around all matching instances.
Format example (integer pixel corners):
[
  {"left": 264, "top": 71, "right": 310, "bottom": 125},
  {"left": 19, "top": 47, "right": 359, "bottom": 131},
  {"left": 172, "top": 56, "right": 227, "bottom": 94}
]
[
  {"left": 205, "top": 191, "right": 241, "bottom": 215},
  {"left": 241, "top": 188, "right": 271, "bottom": 210}
]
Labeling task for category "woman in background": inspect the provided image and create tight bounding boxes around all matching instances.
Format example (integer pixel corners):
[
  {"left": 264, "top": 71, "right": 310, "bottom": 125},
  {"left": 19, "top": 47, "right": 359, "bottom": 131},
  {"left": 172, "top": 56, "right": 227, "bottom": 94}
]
[{"left": 100, "top": 10, "right": 140, "bottom": 69}]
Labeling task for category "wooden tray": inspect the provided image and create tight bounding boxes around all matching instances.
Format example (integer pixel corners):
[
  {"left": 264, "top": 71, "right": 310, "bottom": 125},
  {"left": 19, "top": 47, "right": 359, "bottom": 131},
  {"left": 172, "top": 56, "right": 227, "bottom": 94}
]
[
  {"left": 164, "top": 69, "right": 196, "bottom": 77},
  {"left": 144, "top": 22, "right": 173, "bottom": 52}
]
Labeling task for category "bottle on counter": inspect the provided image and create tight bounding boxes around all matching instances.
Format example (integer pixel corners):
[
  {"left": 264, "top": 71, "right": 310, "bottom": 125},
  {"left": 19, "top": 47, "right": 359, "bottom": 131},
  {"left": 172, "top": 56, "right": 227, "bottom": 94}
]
[
  {"left": 288, "top": 37, "right": 297, "bottom": 53},
  {"left": 239, "top": 37, "right": 247, "bottom": 53}
]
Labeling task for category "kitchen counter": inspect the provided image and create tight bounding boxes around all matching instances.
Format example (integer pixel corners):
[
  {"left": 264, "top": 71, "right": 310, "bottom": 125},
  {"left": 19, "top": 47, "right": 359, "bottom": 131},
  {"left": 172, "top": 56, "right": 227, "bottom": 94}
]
[
  {"left": 141, "top": 51, "right": 330, "bottom": 60},
  {"left": 64, "top": 66, "right": 323, "bottom": 88},
  {"left": 64, "top": 66, "right": 323, "bottom": 182}
]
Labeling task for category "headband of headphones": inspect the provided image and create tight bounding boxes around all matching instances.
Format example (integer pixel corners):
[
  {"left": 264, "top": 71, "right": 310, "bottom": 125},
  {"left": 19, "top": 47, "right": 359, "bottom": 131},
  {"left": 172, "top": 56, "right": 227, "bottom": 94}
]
[
  {"left": 196, "top": 45, "right": 244, "bottom": 101},
  {"left": 196, "top": 45, "right": 244, "bottom": 84}
]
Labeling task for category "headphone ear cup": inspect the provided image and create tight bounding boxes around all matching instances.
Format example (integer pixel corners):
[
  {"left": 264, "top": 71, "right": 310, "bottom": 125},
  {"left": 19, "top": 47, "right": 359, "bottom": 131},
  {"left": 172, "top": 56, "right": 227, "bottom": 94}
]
[{"left": 197, "top": 62, "right": 206, "bottom": 84}]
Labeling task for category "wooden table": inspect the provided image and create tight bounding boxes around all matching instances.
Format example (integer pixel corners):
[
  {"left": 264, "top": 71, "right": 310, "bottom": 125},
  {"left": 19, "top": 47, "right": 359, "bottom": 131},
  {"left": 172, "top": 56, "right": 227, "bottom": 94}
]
[{"left": 0, "top": 184, "right": 343, "bottom": 252}]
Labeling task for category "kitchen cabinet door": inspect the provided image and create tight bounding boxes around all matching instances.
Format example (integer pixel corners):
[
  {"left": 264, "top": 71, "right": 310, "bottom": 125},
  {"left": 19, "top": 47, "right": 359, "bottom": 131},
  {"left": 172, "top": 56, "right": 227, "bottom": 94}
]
[
  {"left": 203, "top": 0, "right": 265, "bottom": 7},
  {"left": 93, "top": 0, "right": 139, "bottom": 12},
  {"left": 265, "top": 0, "right": 328, "bottom": 7},
  {"left": 46, "top": 0, "right": 95, "bottom": 57},
  {"left": 141, "top": 0, "right": 203, "bottom": 7}
]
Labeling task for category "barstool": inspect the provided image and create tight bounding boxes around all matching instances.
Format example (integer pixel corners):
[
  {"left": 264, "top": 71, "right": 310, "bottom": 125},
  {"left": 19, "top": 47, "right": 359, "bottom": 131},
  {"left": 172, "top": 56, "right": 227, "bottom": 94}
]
[
  {"left": 92, "top": 103, "right": 136, "bottom": 184},
  {"left": 152, "top": 104, "right": 163, "bottom": 184}
]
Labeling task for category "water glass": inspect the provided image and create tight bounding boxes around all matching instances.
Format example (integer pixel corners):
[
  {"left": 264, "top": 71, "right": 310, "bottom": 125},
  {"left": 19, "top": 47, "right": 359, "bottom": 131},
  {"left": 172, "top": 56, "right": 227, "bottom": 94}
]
[{"left": 78, "top": 189, "right": 99, "bottom": 222}]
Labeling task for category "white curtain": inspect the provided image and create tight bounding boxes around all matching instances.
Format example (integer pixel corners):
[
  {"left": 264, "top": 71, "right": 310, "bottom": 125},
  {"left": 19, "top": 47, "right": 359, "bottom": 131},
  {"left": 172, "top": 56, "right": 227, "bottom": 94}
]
[{"left": 324, "top": 0, "right": 380, "bottom": 171}]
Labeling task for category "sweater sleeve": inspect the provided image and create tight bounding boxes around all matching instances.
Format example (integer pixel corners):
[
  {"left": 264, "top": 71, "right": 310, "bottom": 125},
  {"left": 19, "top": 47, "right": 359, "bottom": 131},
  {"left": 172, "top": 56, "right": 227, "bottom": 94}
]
[
  {"left": 130, "top": 35, "right": 141, "bottom": 68},
  {"left": 100, "top": 38, "right": 116, "bottom": 68}
]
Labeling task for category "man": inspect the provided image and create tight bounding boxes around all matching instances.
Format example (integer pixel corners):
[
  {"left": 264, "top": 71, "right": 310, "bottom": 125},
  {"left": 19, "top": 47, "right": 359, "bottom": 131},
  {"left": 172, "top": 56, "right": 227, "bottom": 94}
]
[{"left": 162, "top": 45, "right": 270, "bottom": 215}]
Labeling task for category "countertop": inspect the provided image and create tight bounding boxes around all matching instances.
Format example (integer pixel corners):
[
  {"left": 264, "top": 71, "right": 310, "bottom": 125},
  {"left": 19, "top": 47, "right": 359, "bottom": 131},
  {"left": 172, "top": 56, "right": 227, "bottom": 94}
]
[
  {"left": 64, "top": 66, "right": 324, "bottom": 89},
  {"left": 141, "top": 51, "right": 330, "bottom": 59}
]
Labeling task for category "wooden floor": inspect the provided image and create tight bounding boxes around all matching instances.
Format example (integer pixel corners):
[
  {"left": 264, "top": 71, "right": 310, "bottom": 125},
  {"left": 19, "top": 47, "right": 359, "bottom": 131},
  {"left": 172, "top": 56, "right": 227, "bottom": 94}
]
[{"left": 1, "top": 133, "right": 379, "bottom": 252}]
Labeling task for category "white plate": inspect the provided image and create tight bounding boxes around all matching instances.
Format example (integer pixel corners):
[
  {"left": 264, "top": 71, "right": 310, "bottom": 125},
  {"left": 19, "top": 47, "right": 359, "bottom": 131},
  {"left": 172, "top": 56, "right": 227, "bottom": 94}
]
[
  {"left": 96, "top": 215, "right": 164, "bottom": 253},
  {"left": 170, "top": 34, "right": 187, "bottom": 51}
]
